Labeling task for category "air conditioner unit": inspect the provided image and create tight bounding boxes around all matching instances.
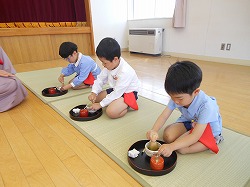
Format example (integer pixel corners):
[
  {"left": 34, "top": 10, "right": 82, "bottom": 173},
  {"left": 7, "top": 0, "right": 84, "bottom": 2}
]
[{"left": 128, "top": 28, "right": 163, "bottom": 55}]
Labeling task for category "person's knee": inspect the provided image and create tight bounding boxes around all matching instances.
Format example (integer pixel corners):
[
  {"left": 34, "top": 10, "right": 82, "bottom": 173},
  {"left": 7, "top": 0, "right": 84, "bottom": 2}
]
[
  {"left": 106, "top": 112, "right": 117, "bottom": 119},
  {"left": 106, "top": 107, "right": 127, "bottom": 119},
  {"left": 1, "top": 79, "right": 17, "bottom": 94},
  {"left": 163, "top": 130, "right": 175, "bottom": 143},
  {"left": 106, "top": 107, "right": 118, "bottom": 119}
]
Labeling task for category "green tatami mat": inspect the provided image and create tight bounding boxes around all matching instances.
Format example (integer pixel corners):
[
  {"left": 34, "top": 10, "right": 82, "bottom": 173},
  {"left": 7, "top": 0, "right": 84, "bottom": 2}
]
[
  {"left": 49, "top": 94, "right": 250, "bottom": 187},
  {"left": 16, "top": 67, "right": 92, "bottom": 103}
]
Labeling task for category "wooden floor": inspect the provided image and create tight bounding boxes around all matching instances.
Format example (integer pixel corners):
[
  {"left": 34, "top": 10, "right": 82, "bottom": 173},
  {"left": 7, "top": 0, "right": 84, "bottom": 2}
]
[{"left": 0, "top": 52, "right": 249, "bottom": 186}]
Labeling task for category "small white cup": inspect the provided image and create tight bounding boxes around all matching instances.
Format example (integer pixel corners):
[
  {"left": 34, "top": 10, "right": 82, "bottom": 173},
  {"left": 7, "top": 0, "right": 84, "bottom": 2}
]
[{"left": 144, "top": 141, "right": 161, "bottom": 157}]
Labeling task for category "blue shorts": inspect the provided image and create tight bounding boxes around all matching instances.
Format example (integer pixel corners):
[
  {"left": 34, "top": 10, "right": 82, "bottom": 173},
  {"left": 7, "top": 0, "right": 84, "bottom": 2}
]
[
  {"left": 183, "top": 121, "right": 192, "bottom": 131},
  {"left": 106, "top": 88, "right": 138, "bottom": 100},
  {"left": 183, "top": 121, "right": 221, "bottom": 137}
]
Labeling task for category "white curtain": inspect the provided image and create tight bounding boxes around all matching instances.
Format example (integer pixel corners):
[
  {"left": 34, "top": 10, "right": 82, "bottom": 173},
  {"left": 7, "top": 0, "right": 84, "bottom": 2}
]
[{"left": 172, "top": 0, "right": 187, "bottom": 28}]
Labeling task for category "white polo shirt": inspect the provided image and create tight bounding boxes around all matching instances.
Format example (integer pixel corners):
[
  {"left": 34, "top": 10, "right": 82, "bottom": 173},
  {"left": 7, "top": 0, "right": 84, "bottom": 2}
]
[{"left": 91, "top": 57, "right": 140, "bottom": 107}]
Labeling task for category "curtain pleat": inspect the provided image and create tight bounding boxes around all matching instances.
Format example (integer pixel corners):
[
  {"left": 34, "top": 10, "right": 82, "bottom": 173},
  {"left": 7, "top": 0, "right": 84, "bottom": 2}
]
[
  {"left": 0, "top": 0, "right": 86, "bottom": 28},
  {"left": 172, "top": 0, "right": 187, "bottom": 28}
]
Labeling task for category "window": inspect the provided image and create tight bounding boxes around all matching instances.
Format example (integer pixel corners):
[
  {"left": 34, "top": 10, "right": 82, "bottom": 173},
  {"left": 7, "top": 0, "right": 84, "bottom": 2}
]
[{"left": 128, "top": 0, "right": 176, "bottom": 20}]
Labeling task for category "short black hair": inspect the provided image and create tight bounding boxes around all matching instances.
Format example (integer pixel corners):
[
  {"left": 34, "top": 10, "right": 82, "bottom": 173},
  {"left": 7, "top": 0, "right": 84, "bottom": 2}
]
[
  {"left": 59, "top": 42, "right": 78, "bottom": 58},
  {"left": 164, "top": 61, "right": 202, "bottom": 95},
  {"left": 96, "top": 37, "right": 121, "bottom": 61}
]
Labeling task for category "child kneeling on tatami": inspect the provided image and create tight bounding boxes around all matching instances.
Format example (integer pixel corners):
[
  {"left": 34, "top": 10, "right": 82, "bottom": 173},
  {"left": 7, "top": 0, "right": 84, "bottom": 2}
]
[
  {"left": 58, "top": 42, "right": 101, "bottom": 91},
  {"left": 88, "top": 37, "right": 140, "bottom": 119},
  {"left": 147, "top": 61, "right": 223, "bottom": 156}
]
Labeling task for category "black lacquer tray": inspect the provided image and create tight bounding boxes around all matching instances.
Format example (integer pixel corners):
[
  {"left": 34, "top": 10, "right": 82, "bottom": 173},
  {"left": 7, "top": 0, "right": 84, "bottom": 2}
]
[
  {"left": 69, "top": 104, "right": 102, "bottom": 121},
  {"left": 128, "top": 140, "right": 177, "bottom": 176},
  {"left": 42, "top": 87, "right": 68, "bottom": 97}
]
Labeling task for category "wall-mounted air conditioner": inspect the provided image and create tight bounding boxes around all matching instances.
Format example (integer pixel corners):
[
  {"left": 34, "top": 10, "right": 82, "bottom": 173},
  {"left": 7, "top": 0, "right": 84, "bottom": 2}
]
[{"left": 128, "top": 28, "right": 163, "bottom": 55}]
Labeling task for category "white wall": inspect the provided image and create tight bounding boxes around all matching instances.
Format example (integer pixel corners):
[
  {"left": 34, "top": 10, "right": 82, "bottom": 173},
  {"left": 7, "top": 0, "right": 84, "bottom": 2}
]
[
  {"left": 90, "top": 0, "right": 128, "bottom": 50},
  {"left": 90, "top": 0, "right": 250, "bottom": 66}
]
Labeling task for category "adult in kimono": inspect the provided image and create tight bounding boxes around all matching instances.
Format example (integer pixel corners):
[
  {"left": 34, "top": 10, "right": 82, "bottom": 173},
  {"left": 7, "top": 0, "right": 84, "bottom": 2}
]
[{"left": 0, "top": 47, "right": 27, "bottom": 112}]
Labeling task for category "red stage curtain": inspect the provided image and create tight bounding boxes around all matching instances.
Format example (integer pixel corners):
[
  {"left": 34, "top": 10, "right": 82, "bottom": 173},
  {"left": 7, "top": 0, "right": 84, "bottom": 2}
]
[{"left": 0, "top": 0, "right": 86, "bottom": 23}]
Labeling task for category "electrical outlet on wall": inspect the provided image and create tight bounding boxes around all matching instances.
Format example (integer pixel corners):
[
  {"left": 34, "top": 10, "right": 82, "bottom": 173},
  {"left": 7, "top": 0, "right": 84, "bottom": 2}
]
[
  {"left": 226, "top": 43, "right": 231, "bottom": 51},
  {"left": 221, "top": 43, "right": 225, "bottom": 50}
]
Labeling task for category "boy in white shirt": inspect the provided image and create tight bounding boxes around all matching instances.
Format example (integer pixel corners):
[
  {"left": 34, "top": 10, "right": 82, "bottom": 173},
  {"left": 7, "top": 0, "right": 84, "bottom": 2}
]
[{"left": 88, "top": 37, "right": 140, "bottom": 119}]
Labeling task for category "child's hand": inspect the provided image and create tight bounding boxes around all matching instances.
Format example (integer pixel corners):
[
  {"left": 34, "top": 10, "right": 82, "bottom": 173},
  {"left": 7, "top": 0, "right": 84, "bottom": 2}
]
[
  {"left": 58, "top": 74, "right": 64, "bottom": 84},
  {"left": 89, "top": 103, "right": 101, "bottom": 110},
  {"left": 88, "top": 93, "right": 97, "bottom": 103},
  {"left": 60, "top": 86, "right": 65, "bottom": 91},
  {"left": 60, "top": 84, "right": 72, "bottom": 91},
  {"left": 146, "top": 130, "right": 159, "bottom": 142},
  {"left": 158, "top": 144, "right": 173, "bottom": 157}
]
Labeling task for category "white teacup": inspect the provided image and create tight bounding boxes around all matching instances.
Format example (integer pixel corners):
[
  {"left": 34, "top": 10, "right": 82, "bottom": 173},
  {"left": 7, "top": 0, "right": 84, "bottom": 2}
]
[{"left": 145, "top": 141, "right": 161, "bottom": 157}]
